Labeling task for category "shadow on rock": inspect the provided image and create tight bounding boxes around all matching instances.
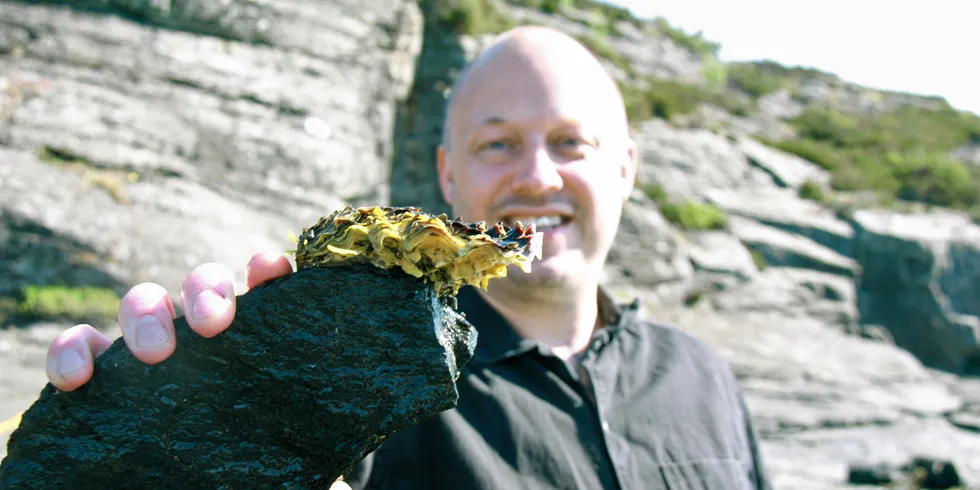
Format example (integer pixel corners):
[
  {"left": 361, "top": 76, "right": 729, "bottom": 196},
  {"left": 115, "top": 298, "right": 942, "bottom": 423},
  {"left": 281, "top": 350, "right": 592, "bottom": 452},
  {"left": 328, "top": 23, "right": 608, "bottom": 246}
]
[{"left": 0, "top": 210, "right": 129, "bottom": 329}]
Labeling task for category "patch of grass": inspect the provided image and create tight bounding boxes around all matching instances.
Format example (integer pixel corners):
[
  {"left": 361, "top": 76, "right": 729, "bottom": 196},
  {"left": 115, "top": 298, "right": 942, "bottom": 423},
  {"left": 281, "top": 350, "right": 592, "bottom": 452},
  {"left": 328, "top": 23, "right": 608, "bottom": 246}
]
[
  {"left": 700, "top": 56, "right": 728, "bottom": 91},
  {"left": 760, "top": 105, "right": 980, "bottom": 210},
  {"left": 798, "top": 179, "right": 826, "bottom": 202},
  {"left": 726, "top": 60, "right": 837, "bottom": 99},
  {"left": 665, "top": 201, "right": 729, "bottom": 230},
  {"left": 1, "top": 285, "right": 121, "bottom": 327},
  {"left": 750, "top": 249, "right": 768, "bottom": 271},
  {"left": 536, "top": 0, "right": 571, "bottom": 14},
  {"left": 621, "top": 76, "right": 752, "bottom": 124},
  {"left": 641, "top": 183, "right": 729, "bottom": 231},
  {"left": 433, "top": 0, "right": 517, "bottom": 36}
]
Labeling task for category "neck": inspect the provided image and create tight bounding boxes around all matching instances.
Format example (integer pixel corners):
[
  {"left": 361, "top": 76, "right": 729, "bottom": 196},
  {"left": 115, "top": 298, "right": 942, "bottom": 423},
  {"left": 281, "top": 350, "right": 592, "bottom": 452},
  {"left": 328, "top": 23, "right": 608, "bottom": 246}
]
[{"left": 478, "top": 276, "right": 600, "bottom": 361}]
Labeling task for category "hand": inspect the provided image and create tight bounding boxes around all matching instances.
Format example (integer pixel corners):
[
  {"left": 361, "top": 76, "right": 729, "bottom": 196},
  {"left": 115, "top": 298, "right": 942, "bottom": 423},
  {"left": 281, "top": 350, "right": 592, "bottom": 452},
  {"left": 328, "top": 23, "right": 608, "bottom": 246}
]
[
  {"left": 44, "top": 251, "right": 293, "bottom": 391},
  {"left": 41, "top": 251, "right": 355, "bottom": 490}
]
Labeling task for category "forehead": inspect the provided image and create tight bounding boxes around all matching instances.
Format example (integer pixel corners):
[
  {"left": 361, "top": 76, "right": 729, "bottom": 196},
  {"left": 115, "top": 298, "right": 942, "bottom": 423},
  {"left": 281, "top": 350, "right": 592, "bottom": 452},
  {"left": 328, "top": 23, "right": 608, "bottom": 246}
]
[{"left": 455, "top": 62, "right": 616, "bottom": 135}]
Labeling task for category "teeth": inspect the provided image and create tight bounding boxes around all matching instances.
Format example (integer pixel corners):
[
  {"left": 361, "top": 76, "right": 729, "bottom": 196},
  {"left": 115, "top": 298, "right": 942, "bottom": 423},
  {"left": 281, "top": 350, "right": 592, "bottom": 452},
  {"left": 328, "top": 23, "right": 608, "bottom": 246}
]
[{"left": 510, "top": 215, "right": 563, "bottom": 230}]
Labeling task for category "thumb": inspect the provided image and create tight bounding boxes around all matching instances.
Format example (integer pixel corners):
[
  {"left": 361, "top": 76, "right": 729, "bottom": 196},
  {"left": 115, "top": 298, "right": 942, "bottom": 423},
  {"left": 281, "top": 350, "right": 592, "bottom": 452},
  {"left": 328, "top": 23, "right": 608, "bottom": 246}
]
[{"left": 329, "top": 480, "right": 352, "bottom": 490}]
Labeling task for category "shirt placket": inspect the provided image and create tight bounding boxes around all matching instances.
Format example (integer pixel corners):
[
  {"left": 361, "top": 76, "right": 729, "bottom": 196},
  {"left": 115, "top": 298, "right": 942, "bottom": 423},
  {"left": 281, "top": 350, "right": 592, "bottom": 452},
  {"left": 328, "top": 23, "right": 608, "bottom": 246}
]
[{"left": 581, "top": 341, "right": 626, "bottom": 490}]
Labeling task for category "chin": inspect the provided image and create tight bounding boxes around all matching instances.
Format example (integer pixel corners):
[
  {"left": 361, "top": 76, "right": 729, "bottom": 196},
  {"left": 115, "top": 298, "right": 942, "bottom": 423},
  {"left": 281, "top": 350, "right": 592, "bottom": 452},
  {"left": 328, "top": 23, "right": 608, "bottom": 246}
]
[{"left": 503, "top": 251, "right": 583, "bottom": 288}]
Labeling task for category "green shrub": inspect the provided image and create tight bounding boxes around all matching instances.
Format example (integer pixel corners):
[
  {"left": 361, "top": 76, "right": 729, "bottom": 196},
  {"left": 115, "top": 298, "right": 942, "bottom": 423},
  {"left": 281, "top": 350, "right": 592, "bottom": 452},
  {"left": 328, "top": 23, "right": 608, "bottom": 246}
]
[
  {"left": 798, "top": 179, "right": 826, "bottom": 201},
  {"left": 725, "top": 60, "right": 834, "bottom": 99},
  {"left": 434, "top": 0, "right": 516, "bottom": 36},
  {"left": 620, "top": 76, "right": 754, "bottom": 125},
  {"left": 701, "top": 56, "right": 728, "bottom": 90},
  {"left": 727, "top": 63, "right": 787, "bottom": 98},
  {"left": 760, "top": 103, "right": 980, "bottom": 211},
  {"left": 890, "top": 151, "right": 978, "bottom": 207},
  {"left": 641, "top": 183, "right": 670, "bottom": 206},
  {"left": 538, "top": 0, "right": 571, "bottom": 14},
  {"left": 668, "top": 201, "right": 728, "bottom": 230},
  {"left": 643, "top": 183, "right": 727, "bottom": 230}
]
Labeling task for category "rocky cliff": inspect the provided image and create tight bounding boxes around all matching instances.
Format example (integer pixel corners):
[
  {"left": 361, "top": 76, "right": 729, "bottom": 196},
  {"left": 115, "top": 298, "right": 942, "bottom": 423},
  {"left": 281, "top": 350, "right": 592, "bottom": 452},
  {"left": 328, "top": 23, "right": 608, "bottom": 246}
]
[{"left": 2, "top": 0, "right": 980, "bottom": 487}]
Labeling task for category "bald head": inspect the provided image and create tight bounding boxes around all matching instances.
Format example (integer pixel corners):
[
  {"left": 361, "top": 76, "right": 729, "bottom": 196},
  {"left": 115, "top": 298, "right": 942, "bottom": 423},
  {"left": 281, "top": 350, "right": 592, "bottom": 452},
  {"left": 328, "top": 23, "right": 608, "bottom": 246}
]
[{"left": 441, "top": 26, "right": 630, "bottom": 150}]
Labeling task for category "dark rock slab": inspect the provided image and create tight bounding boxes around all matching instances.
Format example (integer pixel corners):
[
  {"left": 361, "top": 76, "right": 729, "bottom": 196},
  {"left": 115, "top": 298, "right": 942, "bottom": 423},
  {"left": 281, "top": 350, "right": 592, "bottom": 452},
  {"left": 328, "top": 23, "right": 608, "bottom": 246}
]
[
  {"left": 0, "top": 264, "right": 476, "bottom": 489},
  {"left": 848, "top": 456, "right": 968, "bottom": 489}
]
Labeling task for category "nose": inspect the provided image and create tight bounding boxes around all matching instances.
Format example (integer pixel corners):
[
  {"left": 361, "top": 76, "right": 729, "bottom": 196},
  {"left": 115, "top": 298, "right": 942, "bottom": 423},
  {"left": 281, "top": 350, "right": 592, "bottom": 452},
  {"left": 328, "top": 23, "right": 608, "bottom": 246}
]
[{"left": 511, "top": 141, "right": 563, "bottom": 196}]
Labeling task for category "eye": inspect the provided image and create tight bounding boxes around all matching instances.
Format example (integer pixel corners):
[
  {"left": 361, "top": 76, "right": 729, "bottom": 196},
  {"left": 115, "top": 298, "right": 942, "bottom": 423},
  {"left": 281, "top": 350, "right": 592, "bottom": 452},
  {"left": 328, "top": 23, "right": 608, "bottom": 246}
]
[
  {"left": 485, "top": 140, "right": 510, "bottom": 151},
  {"left": 478, "top": 138, "right": 519, "bottom": 155}
]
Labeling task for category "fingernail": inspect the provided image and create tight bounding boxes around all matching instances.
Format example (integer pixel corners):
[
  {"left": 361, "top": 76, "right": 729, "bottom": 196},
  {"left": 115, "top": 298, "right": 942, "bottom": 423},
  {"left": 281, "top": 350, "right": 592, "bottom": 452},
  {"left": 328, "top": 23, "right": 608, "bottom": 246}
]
[
  {"left": 191, "top": 289, "right": 229, "bottom": 320},
  {"left": 58, "top": 349, "right": 85, "bottom": 378},
  {"left": 135, "top": 315, "right": 169, "bottom": 349}
]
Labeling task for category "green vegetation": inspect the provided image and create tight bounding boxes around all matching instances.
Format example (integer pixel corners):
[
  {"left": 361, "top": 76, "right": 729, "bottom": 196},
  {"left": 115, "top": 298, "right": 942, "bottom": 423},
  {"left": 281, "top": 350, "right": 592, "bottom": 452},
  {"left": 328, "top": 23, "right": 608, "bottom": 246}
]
[
  {"left": 536, "top": 0, "right": 572, "bottom": 14},
  {"left": 750, "top": 249, "right": 768, "bottom": 271},
  {"left": 0, "top": 285, "right": 122, "bottom": 327},
  {"left": 433, "top": 0, "right": 517, "bottom": 36},
  {"left": 700, "top": 56, "right": 728, "bottom": 91},
  {"left": 652, "top": 17, "right": 720, "bottom": 58},
  {"left": 798, "top": 179, "right": 826, "bottom": 202},
  {"left": 620, "top": 76, "right": 752, "bottom": 123},
  {"left": 761, "top": 105, "right": 980, "bottom": 211},
  {"left": 726, "top": 60, "right": 836, "bottom": 99},
  {"left": 641, "top": 183, "right": 729, "bottom": 230},
  {"left": 574, "top": 31, "right": 630, "bottom": 73}
]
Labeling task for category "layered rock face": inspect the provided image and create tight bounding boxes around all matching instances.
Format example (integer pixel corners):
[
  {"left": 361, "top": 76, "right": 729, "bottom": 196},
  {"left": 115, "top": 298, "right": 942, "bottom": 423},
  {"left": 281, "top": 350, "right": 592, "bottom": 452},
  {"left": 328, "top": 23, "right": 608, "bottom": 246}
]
[
  {"left": 0, "top": 0, "right": 423, "bottom": 298},
  {"left": 3, "top": 1, "right": 980, "bottom": 488}
]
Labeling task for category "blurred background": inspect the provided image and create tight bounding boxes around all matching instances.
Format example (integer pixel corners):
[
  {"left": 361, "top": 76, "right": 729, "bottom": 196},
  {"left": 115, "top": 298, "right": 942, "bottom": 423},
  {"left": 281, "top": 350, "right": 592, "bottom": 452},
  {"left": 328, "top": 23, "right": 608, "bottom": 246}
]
[{"left": 1, "top": 0, "right": 978, "bottom": 487}]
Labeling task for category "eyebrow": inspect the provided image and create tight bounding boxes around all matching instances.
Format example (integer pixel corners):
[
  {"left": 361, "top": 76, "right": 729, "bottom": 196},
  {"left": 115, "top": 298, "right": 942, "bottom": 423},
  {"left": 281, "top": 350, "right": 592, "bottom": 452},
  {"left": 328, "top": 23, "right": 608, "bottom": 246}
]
[{"left": 475, "top": 116, "right": 508, "bottom": 127}]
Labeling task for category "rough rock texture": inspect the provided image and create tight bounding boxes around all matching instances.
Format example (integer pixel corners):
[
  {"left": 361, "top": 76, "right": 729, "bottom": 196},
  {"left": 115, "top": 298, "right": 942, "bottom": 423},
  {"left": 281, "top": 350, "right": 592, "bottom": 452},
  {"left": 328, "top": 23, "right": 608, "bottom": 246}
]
[
  {"left": 635, "top": 119, "right": 776, "bottom": 201},
  {"left": 0, "top": 0, "right": 423, "bottom": 297},
  {"left": 853, "top": 209, "right": 980, "bottom": 373},
  {"left": 0, "top": 265, "right": 476, "bottom": 488},
  {"left": 707, "top": 267, "right": 859, "bottom": 332},
  {"left": 603, "top": 189, "right": 693, "bottom": 290},
  {"left": 703, "top": 188, "right": 856, "bottom": 259},
  {"left": 638, "top": 303, "right": 980, "bottom": 489},
  {"left": 736, "top": 136, "right": 831, "bottom": 190},
  {"left": 728, "top": 216, "right": 859, "bottom": 278}
]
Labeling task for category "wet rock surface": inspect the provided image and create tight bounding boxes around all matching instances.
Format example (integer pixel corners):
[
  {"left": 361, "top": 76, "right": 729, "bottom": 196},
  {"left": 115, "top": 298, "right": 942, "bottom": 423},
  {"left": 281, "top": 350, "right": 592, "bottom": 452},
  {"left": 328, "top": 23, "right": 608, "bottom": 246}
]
[{"left": 0, "top": 265, "right": 476, "bottom": 489}]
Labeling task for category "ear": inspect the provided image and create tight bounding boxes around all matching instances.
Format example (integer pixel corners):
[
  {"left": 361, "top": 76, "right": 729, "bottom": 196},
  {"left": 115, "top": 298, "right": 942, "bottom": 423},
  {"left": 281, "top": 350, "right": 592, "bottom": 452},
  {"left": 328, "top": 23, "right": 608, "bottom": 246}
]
[
  {"left": 436, "top": 144, "right": 455, "bottom": 206},
  {"left": 619, "top": 138, "right": 638, "bottom": 201}
]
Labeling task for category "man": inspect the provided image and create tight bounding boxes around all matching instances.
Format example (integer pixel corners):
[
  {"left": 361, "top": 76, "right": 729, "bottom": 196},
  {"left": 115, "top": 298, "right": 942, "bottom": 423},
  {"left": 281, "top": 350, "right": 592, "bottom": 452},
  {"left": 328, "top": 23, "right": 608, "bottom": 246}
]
[{"left": 43, "top": 25, "right": 771, "bottom": 489}]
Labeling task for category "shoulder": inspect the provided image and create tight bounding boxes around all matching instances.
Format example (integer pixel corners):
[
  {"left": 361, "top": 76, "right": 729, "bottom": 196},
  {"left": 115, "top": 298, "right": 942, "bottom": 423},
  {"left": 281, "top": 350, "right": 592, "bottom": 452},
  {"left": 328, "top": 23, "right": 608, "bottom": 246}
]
[{"left": 618, "top": 306, "right": 742, "bottom": 394}]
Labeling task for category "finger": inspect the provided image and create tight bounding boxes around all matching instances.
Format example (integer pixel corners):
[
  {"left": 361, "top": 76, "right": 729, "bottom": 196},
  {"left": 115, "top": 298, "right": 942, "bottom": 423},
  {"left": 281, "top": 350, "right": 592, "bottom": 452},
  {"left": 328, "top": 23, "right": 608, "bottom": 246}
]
[
  {"left": 45, "top": 324, "right": 114, "bottom": 391},
  {"left": 245, "top": 251, "right": 293, "bottom": 290},
  {"left": 329, "top": 480, "right": 352, "bottom": 490},
  {"left": 179, "top": 262, "right": 237, "bottom": 339},
  {"left": 118, "top": 282, "right": 178, "bottom": 365}
]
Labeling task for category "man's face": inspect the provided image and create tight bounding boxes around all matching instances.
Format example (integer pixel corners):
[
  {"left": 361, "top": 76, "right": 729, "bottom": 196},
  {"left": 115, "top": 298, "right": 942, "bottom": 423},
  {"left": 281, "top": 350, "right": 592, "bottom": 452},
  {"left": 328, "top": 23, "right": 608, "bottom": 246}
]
[{"left": 437, "top": 42, "right": 636, "bottom": 289}]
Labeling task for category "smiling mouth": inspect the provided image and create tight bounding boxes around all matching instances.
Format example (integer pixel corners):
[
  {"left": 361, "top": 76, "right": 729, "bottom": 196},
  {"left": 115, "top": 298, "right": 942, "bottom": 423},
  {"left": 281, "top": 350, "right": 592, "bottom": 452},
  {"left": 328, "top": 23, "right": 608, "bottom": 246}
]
[{"left": 502, "top": 215, "right": 571, "bottom": 231}]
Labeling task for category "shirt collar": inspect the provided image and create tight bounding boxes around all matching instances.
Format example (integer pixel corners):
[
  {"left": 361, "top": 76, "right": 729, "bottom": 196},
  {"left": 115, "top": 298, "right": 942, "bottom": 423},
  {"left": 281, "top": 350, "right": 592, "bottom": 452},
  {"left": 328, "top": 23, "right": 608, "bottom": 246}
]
[{"left": 456, "top": 284, "right": 641, "bottom": 365}]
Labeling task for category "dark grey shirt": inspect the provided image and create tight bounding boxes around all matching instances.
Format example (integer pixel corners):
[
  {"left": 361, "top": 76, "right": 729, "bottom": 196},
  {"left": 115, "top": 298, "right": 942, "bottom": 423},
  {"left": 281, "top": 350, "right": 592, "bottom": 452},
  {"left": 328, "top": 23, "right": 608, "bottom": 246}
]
[{"left": 344, "top": 285, "right": 771, "bottom": 490}]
